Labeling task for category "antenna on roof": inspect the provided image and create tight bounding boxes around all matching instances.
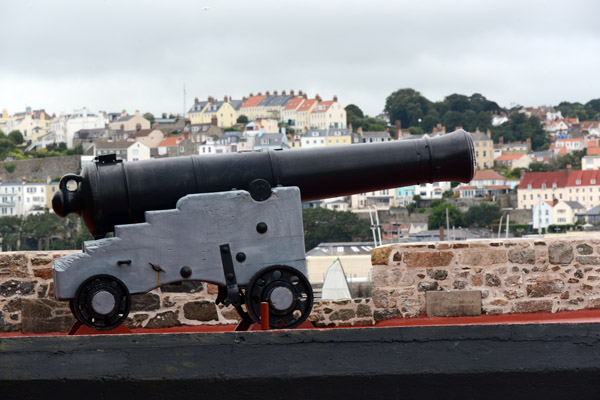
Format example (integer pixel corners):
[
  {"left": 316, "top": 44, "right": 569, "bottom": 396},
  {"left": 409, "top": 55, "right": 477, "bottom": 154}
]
[{"left": 183, "top": 83, "right": 187, "bottom": 119}]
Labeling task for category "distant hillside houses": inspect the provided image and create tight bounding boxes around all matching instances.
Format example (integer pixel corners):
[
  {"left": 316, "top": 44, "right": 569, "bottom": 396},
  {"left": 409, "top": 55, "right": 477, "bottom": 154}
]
[{"left": 187, "top": 91, "right": 347, "bottom": 132}]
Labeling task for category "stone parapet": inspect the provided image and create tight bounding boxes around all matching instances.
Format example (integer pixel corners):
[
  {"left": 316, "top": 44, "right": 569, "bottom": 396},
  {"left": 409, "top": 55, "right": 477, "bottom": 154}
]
[
  {"left": 3, "top": 238, "right": 600, "bottom": 332},
  {"left": 369, "top": 238, "right": 600, "bottom": 319},
  {"left": 0, "top": 251, "right": 243, "bottom": 333}
]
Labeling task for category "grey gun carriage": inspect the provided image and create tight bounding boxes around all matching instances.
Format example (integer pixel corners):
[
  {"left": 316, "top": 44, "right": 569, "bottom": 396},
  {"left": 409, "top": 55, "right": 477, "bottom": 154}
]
[{"left": 52, "top": 129, "right": 476, "bottom": 330}]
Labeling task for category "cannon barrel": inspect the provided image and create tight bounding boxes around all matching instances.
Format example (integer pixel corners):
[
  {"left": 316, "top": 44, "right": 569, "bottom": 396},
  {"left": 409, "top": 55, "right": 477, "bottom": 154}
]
[{"left": 53, "top": 130, "right": 475, "bottom": 238}]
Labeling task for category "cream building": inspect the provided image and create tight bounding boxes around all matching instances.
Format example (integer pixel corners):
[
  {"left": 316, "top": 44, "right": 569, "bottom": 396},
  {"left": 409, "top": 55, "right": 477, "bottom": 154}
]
[
  {"left": 239, "top": 94, "right": 267, "bottom": 121},
  {"left": 202, "top": 101, "right": 238, "bottom": 128},
  {"left": 470, "top": 130, "right": 494, "bottom": 169},
  {"left": 553, "top": 200, "right": 585, "bottom": 225},
  {"left": 133, "top": 129, "right": 165, "bottom": 148},
  {"left": 518, "top": 170, "right": 600, "bottom": 211},
  {"left": 108, "top": 110, "right": 151, "bottom": 132},
  {"left": 310, "top": 97, "right": 346, "bottom": 130},
  {"left": 281, "top": 97, "right": 304, "bottom": 126},
  {"left": 295, "top": 98, "right": 317, "bottom": 132}
]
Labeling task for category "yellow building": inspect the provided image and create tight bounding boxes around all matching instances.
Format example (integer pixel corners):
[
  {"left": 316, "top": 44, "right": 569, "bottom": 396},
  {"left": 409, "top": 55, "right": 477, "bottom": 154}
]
[
  {"left": 325, "top": 128, "right": 352, "bottom": 146},
  {"left": 187, "top": 99, "right": 209, "bottom": 124},
  {"left": 202, "top": 101, "right": 237, "bottom": 128}
]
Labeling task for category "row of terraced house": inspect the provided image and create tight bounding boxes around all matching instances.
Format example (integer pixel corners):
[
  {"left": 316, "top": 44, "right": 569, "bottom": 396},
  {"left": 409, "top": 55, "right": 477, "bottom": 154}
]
[{"left": 186, "top": 90, "right": 347, "bottom": 131}]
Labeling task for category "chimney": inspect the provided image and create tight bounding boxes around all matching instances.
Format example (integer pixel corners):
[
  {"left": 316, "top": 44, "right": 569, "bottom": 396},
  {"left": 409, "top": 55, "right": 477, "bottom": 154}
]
[
  {"left": 135, "top": 110, "right": 140, "bottom": 116},
  {"left": 46, "top": 176, "right": 51, "bottom": 184},
  {"left": 553, "top": 197, "right": 559, "bottom": 206},
  {"left": 274, "top": 90, "right": 278, "bottom": 95},
  {"left": 566, "top": 164, "right": 572, "bottom": 176},
  {"left": 303, "top": 93, "right": 307, "bottom": 99},
  {"left": 395, "top": 120, "right": 401, "bottom": 137},
  {"left": 194, "top": 97, "right": 199, "bottom": 103},
  {"left": 258, "top": 92, "right": 262, "bottom": 96},
  {"left": 349, "top": 123, "right": 353, "bottom": 133},
  {"left": 242, "top": 96, "right": 248, "bottom": 102},
  {"left": 333, "top": 95, "right": 338, "bottom": 102},
  {"left": 229, "top": 96, "right": 232, "bottom": 102},
  {"left": 249, "top": 93, "right": 254, "bottom": 97},
  {"left": 298, "top": 90, "right": 303, "bottom": 96},
  {"left": 290, "top": 90, "right": 295, "bottom": 97},
  {"left": 500, "top": 136, "right": 504, "bottom": 145},
  {"left": 266, "top": 91, "right": 270, "bottom": 96},
  {"left": 486, "top": 129, "right": 491, "bottom": 139},
  {"left": 0, "top": 177, "right": 2, "bottom": 183},
  {"left": 22, "top": 177, "right": 26, "bottom": 184},
  {"left": 315, "top": 93, "right": 322, "bottom": 102},
  {"left": 357, "top": 127, "right": 363, "bottom": 135},
  {"left": 121, "top": 109, "right": 127, "bottom": 116},
  {"left": 224, "top": 95, "right": 228, "bottom": 102},
  {"left": 282, "top": 90, "right": 286, "bottom": 95},
  {"left": 455, "top": 126, "right": 462, "bottom": 131},
  {"left": 211, "top": 115, "right": 218, "bottom": 126}
]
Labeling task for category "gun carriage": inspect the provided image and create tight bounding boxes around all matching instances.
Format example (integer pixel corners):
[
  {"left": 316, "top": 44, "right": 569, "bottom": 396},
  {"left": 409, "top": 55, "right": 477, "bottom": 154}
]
[{"left": 52, "top": 130, "right": 475, "bottom": 330}]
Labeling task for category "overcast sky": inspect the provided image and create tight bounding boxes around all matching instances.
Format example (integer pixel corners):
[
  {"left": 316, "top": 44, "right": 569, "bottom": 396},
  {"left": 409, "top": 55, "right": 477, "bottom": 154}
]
[{"left": 1, "top": 0, "right": 599, "bottom": 117}]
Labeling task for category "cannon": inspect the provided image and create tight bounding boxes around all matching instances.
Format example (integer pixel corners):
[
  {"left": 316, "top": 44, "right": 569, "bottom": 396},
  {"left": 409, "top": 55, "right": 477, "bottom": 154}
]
[{"left": 52, "top": 130, "right": 475, "bottom": 330}]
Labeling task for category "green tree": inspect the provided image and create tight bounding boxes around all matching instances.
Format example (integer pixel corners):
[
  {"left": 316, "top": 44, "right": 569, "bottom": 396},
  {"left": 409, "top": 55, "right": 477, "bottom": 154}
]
[
  {"left": 302, "top": 207, "right": 370, "bottom": 251},
  {"left": 490, "top": 113, "right": 548, "bottom": 151},
  {"left": 0, "top": 216, "right": 22, "bottom": 251},
  {"left": 7, "top": 130, "right": 23, "bottom": 145},
  {"left": 464, "top": 203, "right": 501, "bottom": 227},
  {"left": 345, "top": 104, "right": 364, "bottom": 119},
  {"left": 0, "top": 139, "right": 16, "bottom": 156},
  {"left": 384, "top": 88, "right": 433, "bottom": 129},
  {"left": 0, "top": 129, "right": 4, "bottom": 138},
  {"left": 143, "top": 112, "right": 155, "bottom": 125},
  {"left": 237, "top": 115, "right": 249, "bottom": 124},
  {"left": 427, "top": 203, "right": 463, "bottom": 229}
]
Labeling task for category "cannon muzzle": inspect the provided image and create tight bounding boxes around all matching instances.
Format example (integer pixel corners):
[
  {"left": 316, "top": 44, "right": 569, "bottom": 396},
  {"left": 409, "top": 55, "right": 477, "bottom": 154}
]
[{"left": 53, "top": 129, "right": 475, "bottom": 238}]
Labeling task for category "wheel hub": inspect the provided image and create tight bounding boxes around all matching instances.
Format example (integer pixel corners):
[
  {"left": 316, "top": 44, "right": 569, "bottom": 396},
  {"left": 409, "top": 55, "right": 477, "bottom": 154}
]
[
  {"left": 91, "top": 290, "right": 116, "bottom": 315},
  {"left": 269, "top": 286, "right": 294, "bottom": 311}
]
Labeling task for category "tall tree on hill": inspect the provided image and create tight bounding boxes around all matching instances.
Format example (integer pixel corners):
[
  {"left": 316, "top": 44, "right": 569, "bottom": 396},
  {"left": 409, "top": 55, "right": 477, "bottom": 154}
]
[
  {"left": 490, "top": 113, "right": 548, "bottom": 151},
  {"left": 384, "top": 88, "right": 434, "bottom": 129}
]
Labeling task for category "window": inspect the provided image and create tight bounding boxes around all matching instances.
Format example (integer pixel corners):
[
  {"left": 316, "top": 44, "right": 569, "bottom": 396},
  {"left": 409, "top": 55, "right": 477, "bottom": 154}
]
[
  {"left": 528, "top": 184, "right": 532, "bottom": 189},
  {"left": 542, "top": 184, "right": 546, "bottom": 189},
  {"left": 576, "top": 180, "right": 581, "bottom": 185}
]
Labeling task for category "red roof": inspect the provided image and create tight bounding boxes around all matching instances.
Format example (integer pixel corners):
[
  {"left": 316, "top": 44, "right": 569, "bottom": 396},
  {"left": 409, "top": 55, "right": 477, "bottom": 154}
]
[
  {"left": 558, "top": 146, "right": 567, "bottom": 155},
  {"left": 473, "top": 170, "right": 505, "bottom": 181},
  {"left": 519, "top": 171, "right": 569, "bottom": 189},
  {"left": 557, "top": 138, "right": 583, "bottom": 142},
  {"left": 159, "top": 136, "right": 182, "bottom": 147},
  {"left": 456, "top": 186, "right": 476, "bottom": 190},
  {"left": 487, "top": 185, "right": 510, "bottom": 190},
  {"left": 496, "top": 154, "right": 524, "bottom": 161},
  {"left": 283, "top": 97, "right": 304, "bottom": 111},
  {"left": 566, "top": 170, "right": 600, "bottom": 186},
  {"left": 311, "top": 101, "right": 333, "bottom": 114},
  {"left": 241, "top": 95, "right": 266, "bottom": 108},
  {"left": 297, "top": 99, "right": 317, "bottom": 112},
  {"left": 588, "top": 147, "right": 600, "bottom": 156}
]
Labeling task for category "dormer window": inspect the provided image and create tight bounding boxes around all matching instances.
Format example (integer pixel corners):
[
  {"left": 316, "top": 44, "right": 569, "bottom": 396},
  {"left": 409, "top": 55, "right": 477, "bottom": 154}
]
[
  {"left": 592, "top": 179, "right": 597, "bottom": 184},
  {"left": 542, "top": 184, "right": 546, "bottom": 189},
  {"left": 552, "top": 183, "right": 557, "bottom": 189},
  {"left": 527, "top": 184, "right": 532, "bottom": 190},
  {"left": 576, "top": 180, "right": 581, "bottom": 185}
]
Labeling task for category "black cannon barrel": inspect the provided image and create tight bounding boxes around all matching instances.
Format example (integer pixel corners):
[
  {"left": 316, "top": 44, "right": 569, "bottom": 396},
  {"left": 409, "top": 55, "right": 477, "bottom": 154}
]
[{"left": 53, "top": 130, "right": 475, "bottom": 238}]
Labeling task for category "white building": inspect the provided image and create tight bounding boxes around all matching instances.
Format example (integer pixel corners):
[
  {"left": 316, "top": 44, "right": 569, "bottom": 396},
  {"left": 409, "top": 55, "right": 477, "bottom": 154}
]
[
  {"left": 532, "top": 201, "right": 553, "bottom": 231},
  {"left": 51, "top": 109, "right": 108, "bottom": 148},
  {"left": 416, "top": 182, "right": 452, "bottom": 199},
  {"left": 301, "top": 129, "right": 327, "bottom": 148},
  {"left": 351, "top": 189, "right": 395, "bottom": 210}
]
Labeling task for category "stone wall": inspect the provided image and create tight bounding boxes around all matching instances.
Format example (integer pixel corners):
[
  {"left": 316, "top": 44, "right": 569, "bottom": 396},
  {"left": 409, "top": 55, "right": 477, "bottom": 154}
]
[
  {"left": 3, "top": 238, "right": 600, "bottom": 332},
  {"left": 0, "top": 155, "right": 80, "bottom": 182},
  {"left": 0, "top": 251, "right": 244, "bottom": 333}
]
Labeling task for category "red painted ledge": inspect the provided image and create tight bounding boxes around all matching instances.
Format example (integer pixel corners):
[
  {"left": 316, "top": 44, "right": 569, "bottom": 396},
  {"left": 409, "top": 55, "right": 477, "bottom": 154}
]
[{"left": 3, "top": 308, "right": 600, "bottom": 338}]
